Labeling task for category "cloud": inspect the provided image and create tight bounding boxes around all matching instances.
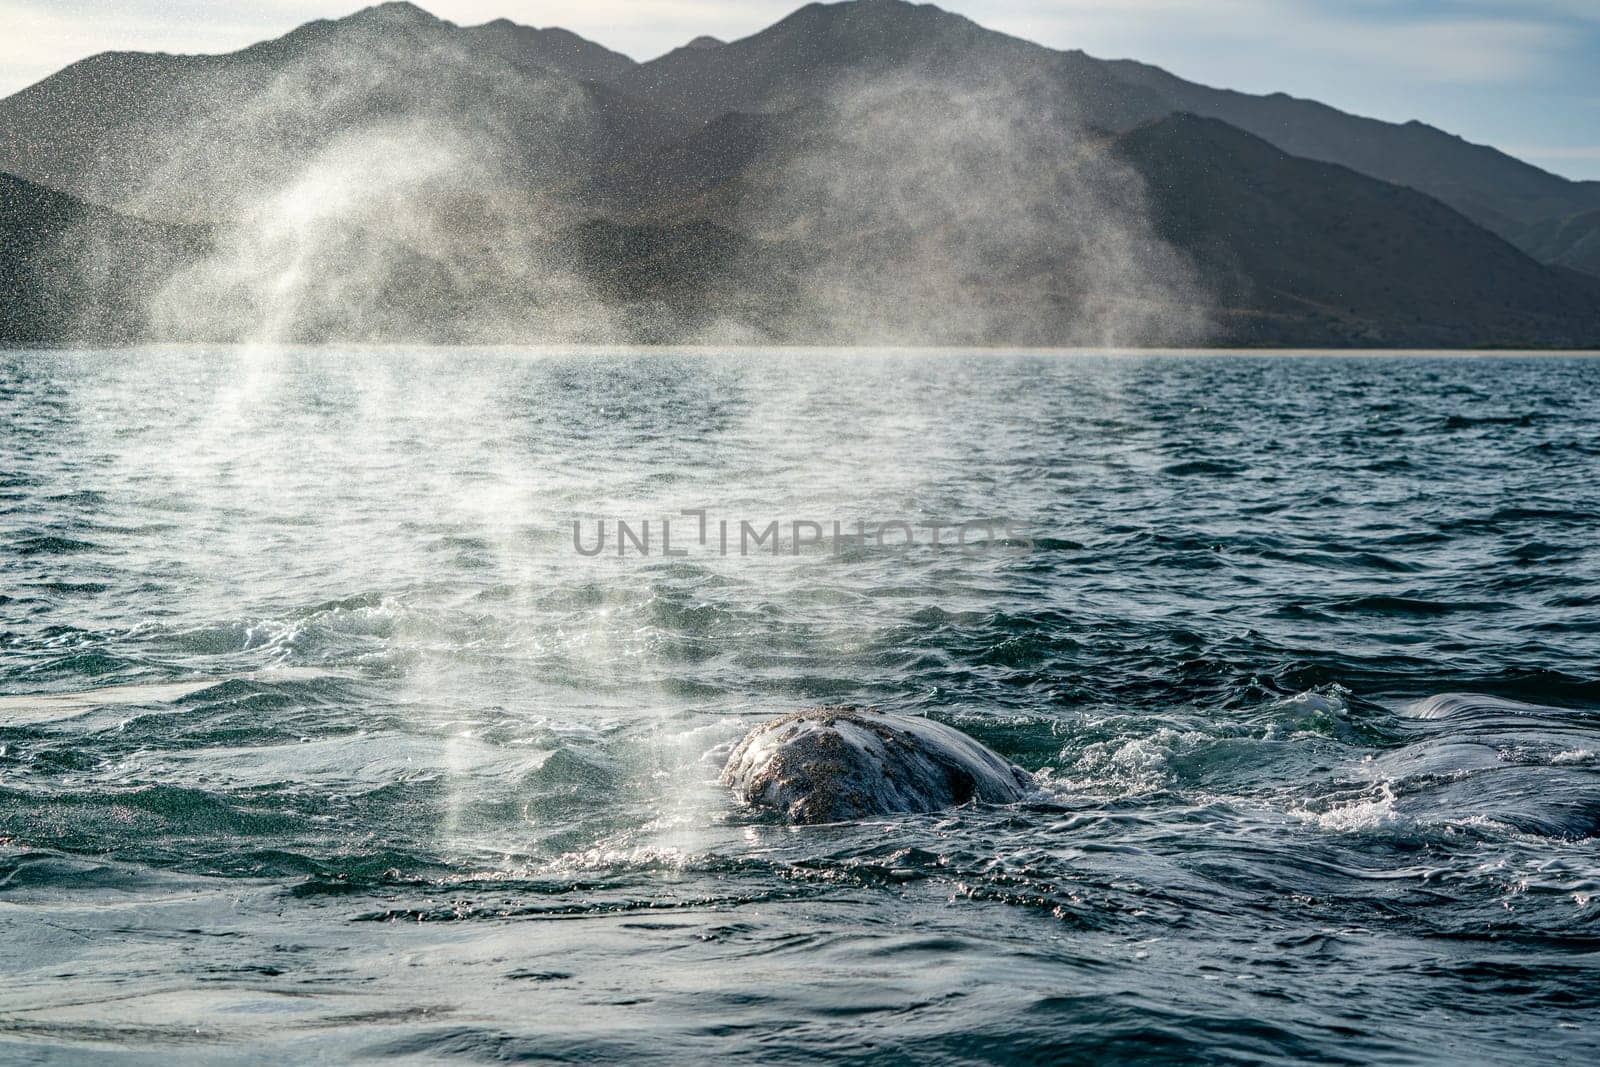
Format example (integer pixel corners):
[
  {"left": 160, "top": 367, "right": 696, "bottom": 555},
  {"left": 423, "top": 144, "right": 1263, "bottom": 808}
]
[
  {"left": 1350, "top": 17, "right": 1562, "bottom": 84},
  {"left": 1454, "top": 0, "right": 1600, "bottom": 22},
  {"left": 1505, "top": 145, "right": 1600, "bottom": 161},
  {"left": 0, "top": 1, "right": 300, "bottom": 93},
  {"left": 982, "top": 0, "right": 1567, "bottom": 86},
  {"left": 971, "top": 0, "right": 1596, "bottom": 177}
]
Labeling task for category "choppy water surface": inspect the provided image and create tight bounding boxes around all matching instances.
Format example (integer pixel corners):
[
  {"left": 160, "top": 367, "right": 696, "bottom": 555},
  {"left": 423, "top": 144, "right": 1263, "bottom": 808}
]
[{"left": 3, "top": 348, "right": 1599, "bottom": 1064}]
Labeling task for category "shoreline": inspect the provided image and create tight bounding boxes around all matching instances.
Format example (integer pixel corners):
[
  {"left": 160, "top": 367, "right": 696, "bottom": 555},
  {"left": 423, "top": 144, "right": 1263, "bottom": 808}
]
[{"left": 5, "top": 343, "right": 1600, "bottom": 358}]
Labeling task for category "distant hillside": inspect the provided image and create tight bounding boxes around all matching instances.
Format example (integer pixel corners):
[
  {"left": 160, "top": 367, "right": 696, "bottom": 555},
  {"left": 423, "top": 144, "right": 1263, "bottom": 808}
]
[
  {"left": 1, "top": 0, "right": 1598, "bottom": 348},
  {"left": 0, "top": 1, "right": 684, "bottom": 222},
  {"left": 1516, "top": 211, "right": 1600, "bottom": 280},
  {"left": 0, "top": 173, "right": 207, "bottom": 345},
  {"left": 1113, "top": 116, "right": 1600, "bottom": 348},
  {"left": 13, "top": 0, "right": 1598, "bottom": 267},
  {"left": 604, "top": 0, "right": 1600, "bottom": 276},
  {"left": 572, "top": 103, "right": 1600, "bottom": 348},
  {"left": 1100, "top": 57, "right": 1600, "bottom": 250},
  {"left": 609, "top": 2, "right": 1171, "bottom": 140}
]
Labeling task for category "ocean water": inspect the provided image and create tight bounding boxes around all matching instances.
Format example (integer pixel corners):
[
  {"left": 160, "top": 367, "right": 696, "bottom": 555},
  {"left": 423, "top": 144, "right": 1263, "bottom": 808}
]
[{"left": 2, "top": 347, "right": 1598, "bottom": 1064}]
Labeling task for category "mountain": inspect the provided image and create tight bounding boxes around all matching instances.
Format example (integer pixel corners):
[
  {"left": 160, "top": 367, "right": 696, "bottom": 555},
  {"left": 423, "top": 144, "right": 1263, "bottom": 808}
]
[
  {"left": 1517, "top": 211, "right": 1600, "bottom": 280},
  {"left": 459, "top": 18, "right": 637, "bottom": 83},
  {"left": 4, "top": 0, "right": 1595, "bottom": 264},
  {"left": 573, "top": 98, "right": 1600, "bottom": 348},
  {"left": 611, "top": 1, "right": 1170, "bottom": 133},
  {"left": 1, "top": 0, "right": 1598, "bottom": 348},
  {"left": 1113, "top": 116, "right": 1600, "bottom": 348},
  {"left": 0, "top": 173, "right": 208, "bottom": 344},
  {"left": 581, "top": 108, "right": 788, "bottom": 225},
  {"left": 0, "top": 1, "right": 678, "bottom": 222},
  {"left": 1099, "top": 58, "right": 1600, "bottom": 257},
  {"left": 605, "top": 0, "right": 1600, "bottom": 277}
]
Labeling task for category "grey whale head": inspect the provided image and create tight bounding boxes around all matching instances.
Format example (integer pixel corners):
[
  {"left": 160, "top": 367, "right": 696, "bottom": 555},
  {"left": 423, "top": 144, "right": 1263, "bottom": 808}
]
[{"left": 723, "top": 706, "right": 1034, "bottom": 824}]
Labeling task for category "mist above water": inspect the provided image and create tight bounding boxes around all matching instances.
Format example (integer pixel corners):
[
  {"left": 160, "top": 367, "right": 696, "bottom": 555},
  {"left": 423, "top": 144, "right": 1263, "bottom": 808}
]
[
  {"left": 37, "top": 4, "right": 1214, "bottom": 348},
  {"left": 111, "top": 10, "right": 627, "bottom": 346},
  {"left": 729, "top": 74, "right": 1213, "bottom": 346},
  {"left": 147, "top": 122, "right": 619, "bottom": 345}
]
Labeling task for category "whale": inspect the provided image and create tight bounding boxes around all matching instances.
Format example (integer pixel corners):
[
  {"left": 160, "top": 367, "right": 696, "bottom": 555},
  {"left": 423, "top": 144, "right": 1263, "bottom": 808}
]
[
  {"left": 723, "top": 706, "right": 1035, "bottom": 823},
  {"left": 1375, "top": 692, "right": 1600, "bottom": 839}
]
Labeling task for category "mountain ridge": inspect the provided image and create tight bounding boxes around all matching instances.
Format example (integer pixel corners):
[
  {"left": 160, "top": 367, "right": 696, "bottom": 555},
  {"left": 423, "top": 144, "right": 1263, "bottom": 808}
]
[
  {"left": 0, "top": 172, "right": 208, "bottom": 345},
  {"left": 1114, "top": 114, "right": 1600, "bottom": 348},
  {"left": 5, "top": 0, "right": 1595, "bottom": 264},
  {"left": 1, "top": 1, "right": 1597, "bottom": 348},
  {"left": 600, "top": 0, "right": 1600, "bottom": 264}
]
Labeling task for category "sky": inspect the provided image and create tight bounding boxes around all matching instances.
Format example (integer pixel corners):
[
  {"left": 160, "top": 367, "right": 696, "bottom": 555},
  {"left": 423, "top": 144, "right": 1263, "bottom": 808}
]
[{"left": 4, "top": 0, "right": 1597, "bottom": 179}]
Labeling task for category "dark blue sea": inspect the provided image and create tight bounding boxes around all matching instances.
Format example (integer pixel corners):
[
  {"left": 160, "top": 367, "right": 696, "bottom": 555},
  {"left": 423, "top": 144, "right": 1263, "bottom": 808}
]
[{"left": 2, "top": 348, "right": 1598, "bottom": 1064}]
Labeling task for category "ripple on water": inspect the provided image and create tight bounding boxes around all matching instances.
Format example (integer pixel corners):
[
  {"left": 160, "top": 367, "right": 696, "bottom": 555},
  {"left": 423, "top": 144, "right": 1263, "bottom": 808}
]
[{"left": 1, "top": 351, "right": 1599, "bottom": 1061}]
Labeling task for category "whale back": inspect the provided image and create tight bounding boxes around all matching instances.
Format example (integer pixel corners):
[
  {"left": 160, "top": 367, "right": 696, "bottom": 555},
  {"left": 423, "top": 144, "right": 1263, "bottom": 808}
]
[{"left": 723, "top": 707, "right": 1034, "bottom": 823}]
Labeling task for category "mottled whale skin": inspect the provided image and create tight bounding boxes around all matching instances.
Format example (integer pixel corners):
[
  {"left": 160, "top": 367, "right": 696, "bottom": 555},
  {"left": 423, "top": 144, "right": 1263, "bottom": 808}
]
[{"left": 723, "top": 707, "right": 1034, "bottom": 824}]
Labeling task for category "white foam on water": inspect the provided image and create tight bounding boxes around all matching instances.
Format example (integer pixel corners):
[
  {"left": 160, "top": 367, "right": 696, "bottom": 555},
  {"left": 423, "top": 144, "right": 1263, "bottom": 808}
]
[
  {"left": 0, "top": 668, "right": 356, "bottom": 725},
  {"left": 1296, "top": 783, "right": 1410, "bottom": 834}
]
